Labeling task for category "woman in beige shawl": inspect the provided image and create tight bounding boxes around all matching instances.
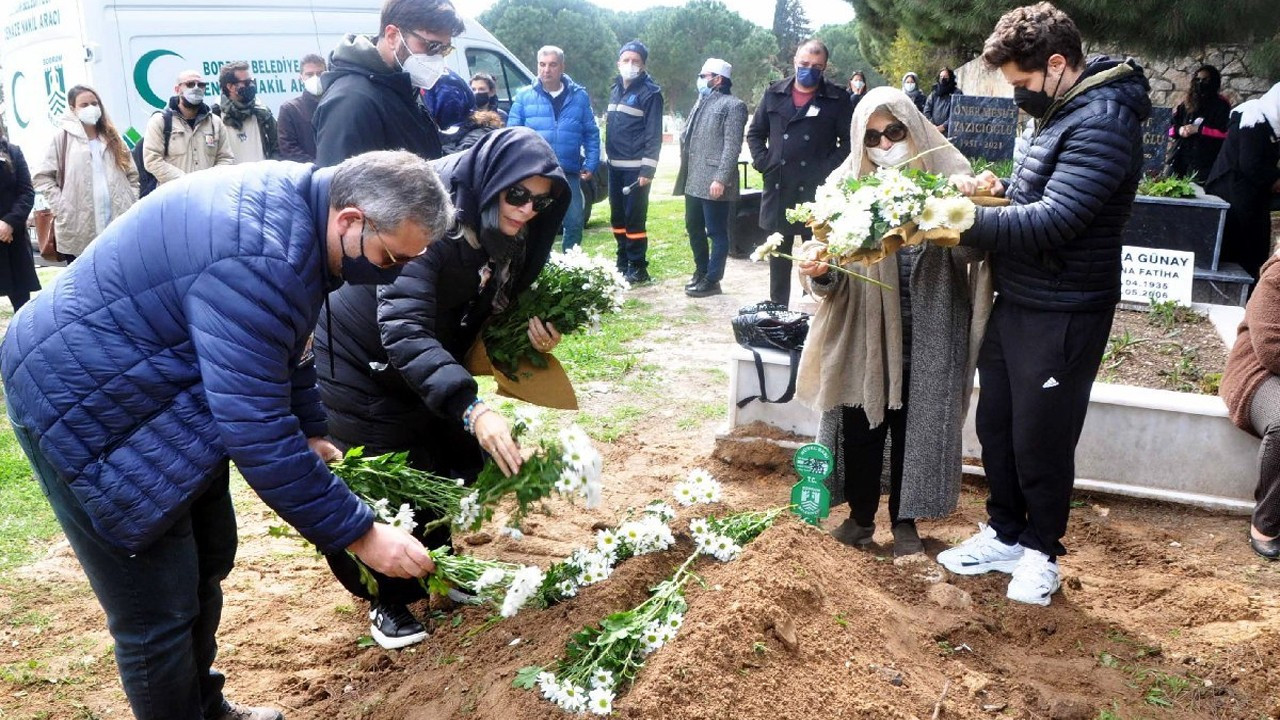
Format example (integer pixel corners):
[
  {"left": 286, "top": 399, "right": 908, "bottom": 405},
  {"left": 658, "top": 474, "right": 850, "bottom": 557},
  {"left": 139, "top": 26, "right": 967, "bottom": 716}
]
[{"left": 796, "top": 86, "right": 992, "bottom": 556}]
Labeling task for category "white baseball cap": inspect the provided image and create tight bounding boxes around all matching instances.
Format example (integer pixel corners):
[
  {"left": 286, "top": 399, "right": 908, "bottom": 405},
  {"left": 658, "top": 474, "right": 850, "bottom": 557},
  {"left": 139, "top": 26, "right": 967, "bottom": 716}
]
[{"left": 700, "top": 58, "right": 732, "bottom": 80}]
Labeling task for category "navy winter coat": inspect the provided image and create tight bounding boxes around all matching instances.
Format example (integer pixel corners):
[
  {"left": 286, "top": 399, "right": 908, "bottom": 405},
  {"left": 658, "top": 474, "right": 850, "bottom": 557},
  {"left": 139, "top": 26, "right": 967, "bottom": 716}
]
[
  {"left": 961, "top": 57, "right": 1152, "bottom": 311},
  {"left": 508, "top": 74, "right": 600, "bottom": 174},
  {"left": 606, "top": 72, "right": 663, "bottom": 179},
  {"left": 0, "top": 161, "right": 373, "bottom": 554}
]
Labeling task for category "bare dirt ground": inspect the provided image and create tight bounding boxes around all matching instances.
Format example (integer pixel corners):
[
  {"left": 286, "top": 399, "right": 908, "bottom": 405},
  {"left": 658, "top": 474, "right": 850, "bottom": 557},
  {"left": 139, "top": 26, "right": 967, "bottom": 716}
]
[{"left": 2, "top": 259, "right": 1278, "bottom": 720}]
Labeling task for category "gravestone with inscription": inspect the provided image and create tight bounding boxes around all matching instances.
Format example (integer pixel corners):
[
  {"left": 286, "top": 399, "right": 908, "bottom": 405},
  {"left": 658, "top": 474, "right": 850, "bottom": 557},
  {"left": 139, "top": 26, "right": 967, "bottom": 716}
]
[
  {"left": 948, "top": 96, "right": 1019, "bottom": 162},
  {"left": 1141, "top": 106, "right": 1174, "bottom": 176}
]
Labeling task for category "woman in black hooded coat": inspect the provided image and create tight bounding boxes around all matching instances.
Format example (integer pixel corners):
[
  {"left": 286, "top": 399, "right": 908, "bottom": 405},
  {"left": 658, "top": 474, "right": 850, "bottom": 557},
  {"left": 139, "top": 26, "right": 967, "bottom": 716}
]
[{"left": 314, "top": 126, "right": 570, "bottom": 649}]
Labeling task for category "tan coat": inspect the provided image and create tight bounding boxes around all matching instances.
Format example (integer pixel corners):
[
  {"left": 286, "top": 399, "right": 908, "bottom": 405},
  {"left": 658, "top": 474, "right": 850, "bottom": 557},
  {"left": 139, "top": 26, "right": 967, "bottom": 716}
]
[
  {"left": 1222, "top": 255, "right": 1280, "bottom": 434},
  {"left": 142, "top": 104, "right": 234, "bottom": 185},
  {"left": 31, "top": 117, "right": 140, "bottom": 256}
]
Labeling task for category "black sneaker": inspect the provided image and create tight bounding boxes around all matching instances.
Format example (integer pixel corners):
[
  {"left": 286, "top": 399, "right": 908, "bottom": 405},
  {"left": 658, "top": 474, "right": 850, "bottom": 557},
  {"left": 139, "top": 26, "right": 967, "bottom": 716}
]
[
  {"left": 684, "top": 272, "right": 705, "bottom": 290},
  {"left": 891, "top": 520, "right": 924, "bottom": 557},
  {"left": 626, "top": 267, "right": 652, "bottom": 285},
  {"left": 369, "top": 602, "right": 428, "bottom": 650},
  {"left": 212, "top": 701, "right": 284, "bottom": 720},
  {"left": 685, "top": 278, "right": 722, "bottom": 298}
]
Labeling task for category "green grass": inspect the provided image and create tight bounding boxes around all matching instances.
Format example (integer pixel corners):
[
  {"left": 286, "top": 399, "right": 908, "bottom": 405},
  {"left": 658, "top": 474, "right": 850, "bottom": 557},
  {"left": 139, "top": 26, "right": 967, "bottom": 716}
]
[{"left": 0, "top": 402, "right": 60, "bottom": 573}]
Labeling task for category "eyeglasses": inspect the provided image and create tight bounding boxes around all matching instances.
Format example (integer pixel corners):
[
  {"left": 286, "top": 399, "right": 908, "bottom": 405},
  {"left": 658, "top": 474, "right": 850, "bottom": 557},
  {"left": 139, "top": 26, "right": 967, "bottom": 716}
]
[
  {"left": 864, "top": 122, "right": 908, "bottom": 146},
  {"left": 181, "top": 80, "right": 209, "bottom": 89},
  {"left": 504, "top": 185, "right": 555, "bottom": 213},
  {"left": 363, "top": 217, "right": 427, "bottom": 266},
  {"left": 230, "top": 78, "right": 257, "bottom": 88},
  {"left": 406, "top": 30, "right": 454, "bottom": 57}
]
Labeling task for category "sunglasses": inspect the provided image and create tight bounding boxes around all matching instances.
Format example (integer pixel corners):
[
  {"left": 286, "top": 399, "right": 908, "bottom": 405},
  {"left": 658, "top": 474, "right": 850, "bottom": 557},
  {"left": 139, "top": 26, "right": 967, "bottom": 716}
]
[
  {"left": 864, "top": 122, "right": 908, "bottom": 146},
  {"left": 181, "top": 80, "right": 209, "bottom": 89},
  {"left": 407, "top": 30, "right": 454, "bottom": 57},
  {"left": 363, "top": 217, "right": 427, "bottom": 266},
  {"left": 504, "top": 185, "right": 555, "bottom": 213}
]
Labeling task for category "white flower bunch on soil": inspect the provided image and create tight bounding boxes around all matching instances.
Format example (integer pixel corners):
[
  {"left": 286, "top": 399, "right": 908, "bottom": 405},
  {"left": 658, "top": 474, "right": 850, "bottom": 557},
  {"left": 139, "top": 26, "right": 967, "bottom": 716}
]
[
  {"left": 690, "top": 508, "right": 786, "bottom": 563},
  {"left": 425, "top": 547, "right": 546, "bottom": 619},
  {"left": 483, "top": 246, "right": 629, "bottom": 379},
  {"left": 537, "top": 503, "right": 677, "bottom": 606},
  {"left": 672, "top": 468, "right": 723, "bottom": 507}
]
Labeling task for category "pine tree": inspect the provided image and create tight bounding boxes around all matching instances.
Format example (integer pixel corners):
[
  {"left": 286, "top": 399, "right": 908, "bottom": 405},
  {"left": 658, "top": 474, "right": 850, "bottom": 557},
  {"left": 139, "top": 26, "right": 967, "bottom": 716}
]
[{"left": 772, "top": 0, "right": 811, "bottom": 67}]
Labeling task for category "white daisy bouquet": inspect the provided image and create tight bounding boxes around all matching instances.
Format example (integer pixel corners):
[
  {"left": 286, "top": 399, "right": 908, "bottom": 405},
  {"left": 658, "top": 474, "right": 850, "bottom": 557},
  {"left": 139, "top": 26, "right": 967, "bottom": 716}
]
[
  {"left": 423, "top": 547, "right": 546, "bottom": 618},
  {"left": 690, "top": 507, "right": 786, "bottom": 563},
  {"left": 671, "top": 468, "right": 723, "bottom": 507},
  {"left": 538, "top": 501, "right": 678, "bottom": 605},
  {"left": 484, "top": 246, "right": 629, "bottom": 380},
  {"left": 517, "top": 554, "right": 697, "bottom": 715},
  {"left": 768, "top": 160, "right": 977, "bottom": 269}
]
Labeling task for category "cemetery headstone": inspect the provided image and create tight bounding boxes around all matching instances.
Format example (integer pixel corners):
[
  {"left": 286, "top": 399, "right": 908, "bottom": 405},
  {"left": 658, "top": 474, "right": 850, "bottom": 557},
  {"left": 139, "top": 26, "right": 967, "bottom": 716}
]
[
  {"left": 948, "top": 95, "right": 1018, "bottom": 161},
  {"left": 1142, "top": 107, "right": 1174, "bottom": 176}
]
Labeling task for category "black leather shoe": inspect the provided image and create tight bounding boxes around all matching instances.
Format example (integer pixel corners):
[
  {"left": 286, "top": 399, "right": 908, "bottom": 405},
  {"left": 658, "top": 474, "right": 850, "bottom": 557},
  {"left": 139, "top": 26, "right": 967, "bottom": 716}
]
[
  {"left": 626, "top": 267, "right": 652, "bottom": 285},
  {"left": 685, "top": 278, "right": 722, "bottom": 297},
  {"left": 1249, "top": 530, "right": 1279, "bottom": 560},
  {"left": 892, "top": 520, "right": 924, "bottom": 557},
  {"left": 684, "top": 272, "right": 705, "bottom": 290}
]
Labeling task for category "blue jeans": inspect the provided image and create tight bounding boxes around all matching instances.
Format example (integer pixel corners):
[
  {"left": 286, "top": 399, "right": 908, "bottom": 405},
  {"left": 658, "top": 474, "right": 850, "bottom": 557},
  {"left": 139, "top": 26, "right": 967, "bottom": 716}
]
[
  {"left": 10, "top": 412, "right": 237, "bottom": 720},
  {"left": 685, "top": 195, "right": 730, "bottom": 283},
  {"left": 561, "top": 174, "right": 584, "bottom": 251}
]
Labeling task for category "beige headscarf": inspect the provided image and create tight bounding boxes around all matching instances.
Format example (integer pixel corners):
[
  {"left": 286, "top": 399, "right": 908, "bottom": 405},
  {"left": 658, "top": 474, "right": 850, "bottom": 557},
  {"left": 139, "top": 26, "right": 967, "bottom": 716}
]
[{"left": 795, "top": 86, "right": 976, "bottom": 425}]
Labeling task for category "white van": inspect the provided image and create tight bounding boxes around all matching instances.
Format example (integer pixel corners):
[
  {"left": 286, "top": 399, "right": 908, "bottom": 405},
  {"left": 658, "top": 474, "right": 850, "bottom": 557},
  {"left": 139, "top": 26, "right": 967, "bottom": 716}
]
[{"left": 1, "top": 0, "right": 534, "bottom": 159}]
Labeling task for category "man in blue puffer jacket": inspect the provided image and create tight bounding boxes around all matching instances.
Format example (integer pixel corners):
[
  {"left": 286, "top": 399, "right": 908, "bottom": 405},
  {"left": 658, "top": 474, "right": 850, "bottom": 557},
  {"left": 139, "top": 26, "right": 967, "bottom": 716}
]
[
  {"left": 0, "top": 151, "right": 453, "bottom": 720},
  {"left": 938, "top": 2, "right": 1151, "bottom": 608},
  {"left": 509, "top": 45, "right": 601, "bottom": 251}
]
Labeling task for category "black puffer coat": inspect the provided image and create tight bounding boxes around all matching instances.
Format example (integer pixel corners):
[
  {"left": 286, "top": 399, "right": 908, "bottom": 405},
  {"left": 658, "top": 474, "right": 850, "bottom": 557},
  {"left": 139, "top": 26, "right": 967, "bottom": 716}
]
[
  {"left": 961, "top": 57, "right": 1151, "bottom": 312},
  {"left": 314, "top": 128, "right": 568, "bottom": 475}
]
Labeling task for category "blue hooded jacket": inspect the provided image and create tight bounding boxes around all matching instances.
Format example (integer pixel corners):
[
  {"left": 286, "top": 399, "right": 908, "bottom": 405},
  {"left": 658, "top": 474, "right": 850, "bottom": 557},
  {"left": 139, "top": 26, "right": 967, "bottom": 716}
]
[
  {"left": 508, "top": 74, "right": 600, "bottom": 174},
  {"left": 0, "top": 161, "right": 374, "bottom": 553}
]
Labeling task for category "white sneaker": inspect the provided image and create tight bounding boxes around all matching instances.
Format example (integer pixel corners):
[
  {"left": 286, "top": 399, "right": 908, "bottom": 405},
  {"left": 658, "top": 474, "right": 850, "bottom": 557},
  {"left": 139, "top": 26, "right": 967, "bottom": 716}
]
[
  {"left": 936, "top": 524, "right": 1024, "bottom": 575},
  {"left": 1006, "top": 549, "right": 1062, "bottom": 606}
]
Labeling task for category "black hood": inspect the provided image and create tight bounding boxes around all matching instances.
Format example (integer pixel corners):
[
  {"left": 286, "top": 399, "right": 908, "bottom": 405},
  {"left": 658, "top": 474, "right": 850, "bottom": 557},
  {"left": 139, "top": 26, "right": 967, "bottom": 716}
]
[
  {"left": 323, "top": 33, "right": 414, "bottom": 98},
  {"left": 432, "top": 126, "right": 570, "bottom": 273}
]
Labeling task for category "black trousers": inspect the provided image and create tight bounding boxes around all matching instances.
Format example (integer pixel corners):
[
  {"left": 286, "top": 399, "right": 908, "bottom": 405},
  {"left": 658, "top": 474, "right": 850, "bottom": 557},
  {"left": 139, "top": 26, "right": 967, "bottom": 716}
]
[
  {"left": 842, "top": 399, "right": 908, "bottom": 527},
  {"left": 768, "top": 228, "right": 812, "bottom": 307},
  {"left": 975, "top": 299, "right": 1114, "bottom": 557}
]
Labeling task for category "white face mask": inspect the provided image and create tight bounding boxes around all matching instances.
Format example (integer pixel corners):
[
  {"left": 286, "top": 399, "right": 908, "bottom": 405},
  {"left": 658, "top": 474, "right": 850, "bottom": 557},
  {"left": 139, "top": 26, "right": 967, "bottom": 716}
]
[
  {"left": 868, "top": 140, "right": 912, "bottom": 168},
  {"left": 399, "top": 36, "right": 446, "bottom": 89},
  {"left": 618, "top": 63, "right": 641, "bottom": 81},
  {"left": 852, "top": 80, "right": 865, "bottom": 91},
  {"left": 181, "top": 87, "right": 205, "bottom": 105},
  {"left": 304, "top": 75, "right": 324, "bottom": 96},
  {"left": 904, "top": 81, "right": 917, "bottom": 92},
  {"left": 76, "top": 105, "right": 102, "bottom": 126},
  {"left": 696, "top": 77, "right": 709, "bottom": 92}
]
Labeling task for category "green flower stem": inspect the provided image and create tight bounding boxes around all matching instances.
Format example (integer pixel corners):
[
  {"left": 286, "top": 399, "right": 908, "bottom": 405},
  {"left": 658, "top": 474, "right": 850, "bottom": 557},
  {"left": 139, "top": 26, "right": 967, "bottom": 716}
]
[{"left": 772, "top": 251, "right": 893, "bottom": 290}]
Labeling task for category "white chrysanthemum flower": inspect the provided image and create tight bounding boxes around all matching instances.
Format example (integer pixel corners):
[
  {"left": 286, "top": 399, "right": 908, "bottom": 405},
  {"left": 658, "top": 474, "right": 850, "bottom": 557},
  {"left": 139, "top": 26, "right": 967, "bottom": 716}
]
[
  {"left": 590, "top": 668, "right": 615, "bottom": 690},
  {"left": 596, "top": 529, "right": 619, "bottom": 556},
  {"left": 557, "top": 683, "right": 587, "bottom": 713},
  {"left": 686, "top": 468, "right": 713, "bottom": 487},
  {"left": 618, "top": 521, "right": 644, "bottom": 547},
  {"left": 672, "top": 482, "right": 697, "bottom": 507},
  {"left": 555, "top": 579, "right": 578, "bottom": 598},
  {"left": 513, "top": 406, "right": 542, "bottom": 434},
  {"left": 474, "top": 567, "right": 506, "bottom": 592},
  {"left": 537, "top": 672, "right": 560, "bottom": 700},
  {"left": 943, "top": 197, "right": 977, "bottom": 231},
  {"left": 500, "top": 565, "right": 545, "bottom": 618},
  {"left": 917, "top": 196, "right": 946, "bottom": 231},
  {"left": 750, "top": 233, "right": 785, "bottom": 262},
  {"left": 665, "top": 612, "right": 684, "bottom": 631},
  {"left": 644, "top": 501, "right": 676, "bottom": 522},
  {"left": 639, "top": 621, "right": 666, "bottom": 654},
  {"left": 689, "top": 518, "right": 710, "bottom": 539},
  {"left": 454, "top": 491, "right": 482, "bottom": 528},
  {"left": 587, "top": 687, "right": 615, "bottom": 715}
]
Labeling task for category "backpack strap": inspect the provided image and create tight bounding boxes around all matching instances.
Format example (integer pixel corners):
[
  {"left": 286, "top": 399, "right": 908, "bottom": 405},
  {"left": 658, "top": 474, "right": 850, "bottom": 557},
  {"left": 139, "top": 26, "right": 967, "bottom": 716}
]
[
  {"left": 162, "top": 108, "right": 174, "bottom": 157},
  {"left": 736, "top": 347, "right": 802, "bottom": 408}
]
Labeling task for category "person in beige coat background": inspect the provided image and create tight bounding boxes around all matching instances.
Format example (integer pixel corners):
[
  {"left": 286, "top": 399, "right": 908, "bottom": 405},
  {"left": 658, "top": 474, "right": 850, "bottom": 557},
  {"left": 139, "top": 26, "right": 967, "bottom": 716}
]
[
  {"left": 33, "top": 85, "right": 139, "bottom": 260},
  {"left": 142, "top": 70, "right": 235, "bottom": 185}
]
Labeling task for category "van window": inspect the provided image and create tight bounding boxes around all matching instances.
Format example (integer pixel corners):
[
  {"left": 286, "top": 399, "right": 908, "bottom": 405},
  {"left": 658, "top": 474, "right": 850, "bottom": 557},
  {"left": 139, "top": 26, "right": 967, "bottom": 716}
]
[{"left": 465, "top": 48, "right": 529, "bottom": 107}]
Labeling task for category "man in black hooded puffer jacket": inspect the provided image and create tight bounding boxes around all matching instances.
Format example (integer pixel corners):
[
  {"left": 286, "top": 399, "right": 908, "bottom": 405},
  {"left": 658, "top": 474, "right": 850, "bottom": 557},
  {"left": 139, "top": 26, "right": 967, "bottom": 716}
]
[{"left": 939, "top": 2, "right": 1151, "bottom": 607}]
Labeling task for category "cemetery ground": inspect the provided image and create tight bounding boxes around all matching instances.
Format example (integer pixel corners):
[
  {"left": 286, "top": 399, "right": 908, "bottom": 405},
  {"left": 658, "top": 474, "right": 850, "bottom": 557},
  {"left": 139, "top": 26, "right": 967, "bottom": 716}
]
[{"left": 1, "top": 172, "right": 1277, "bottom": 719}]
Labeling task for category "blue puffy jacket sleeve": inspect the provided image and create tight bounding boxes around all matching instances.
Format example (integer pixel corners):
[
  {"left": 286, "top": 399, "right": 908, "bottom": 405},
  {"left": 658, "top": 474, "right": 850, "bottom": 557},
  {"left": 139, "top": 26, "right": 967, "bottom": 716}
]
[
  {"left": 962, "top": 113, "right": 1137, "bottom": 253},
  {"left": 185, "top": 256, "right": 373, "bottom": 553},
  {"left": 581, "top": 99, "right": 601, "bottom": 174}
]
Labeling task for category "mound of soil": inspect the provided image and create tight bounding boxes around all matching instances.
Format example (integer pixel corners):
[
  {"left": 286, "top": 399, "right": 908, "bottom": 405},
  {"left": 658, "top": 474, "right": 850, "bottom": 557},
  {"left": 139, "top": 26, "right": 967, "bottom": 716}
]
[{"left": 1098, "top": 308, "right": 1228, "bottom": 394}]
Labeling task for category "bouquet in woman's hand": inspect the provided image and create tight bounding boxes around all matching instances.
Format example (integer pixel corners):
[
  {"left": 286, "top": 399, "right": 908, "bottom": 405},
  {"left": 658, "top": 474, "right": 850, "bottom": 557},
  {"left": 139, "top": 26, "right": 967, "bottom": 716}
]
[
  {"left": 775, "top": 162, "right": 978, "bottom": 268},
  {"left": 484, "top": 247, "right": 628, "bottom": 380}
]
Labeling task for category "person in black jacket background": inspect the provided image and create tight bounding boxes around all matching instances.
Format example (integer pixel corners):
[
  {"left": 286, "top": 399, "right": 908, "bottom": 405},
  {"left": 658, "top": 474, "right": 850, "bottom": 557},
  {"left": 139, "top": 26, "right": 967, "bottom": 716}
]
[
  {"left": 313, "top": 0, "right": 464, "bottom": 167},
  {"left": 315, "top": 127, "right": 569, "bottom": 650},
  {"left": 940, "top": 2, "right": 1150, "bottom": 607},
  {"left": 1206, "top": 82, "right": 1280, "bottom": 281},
  {"left": 0, "top": 137, "right": 40, "bottom": 312},
  {"left": 923, "top": 67, "right": 962, "bottom": 135},
  {"left": 746, "top": 39, "right": 852, "bottom": 306},
  {"left": 276, "top": 54, "right": 326, "bottom": 162},
  {"left": 1167, "top": 65, "right": 1231, "bottom": 183}
]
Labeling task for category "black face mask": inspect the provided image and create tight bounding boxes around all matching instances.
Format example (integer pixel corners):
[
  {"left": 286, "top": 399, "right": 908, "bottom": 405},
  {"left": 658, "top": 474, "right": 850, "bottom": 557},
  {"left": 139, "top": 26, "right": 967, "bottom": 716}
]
[
  {"left": 937, "top": 77, "right": 956, "bottom": 94},
  {"left": 474, "top": 91, "right": 491, "bottom": 107},
  {"left": 1013, "top": 67, "right": 1062, "bottom": 120},
  {"left": 237, "top": 83, "right": 257, "bottom": 105},
  {"left": 1192, "top": 78, "right": 1215, "bottom": 98},
  {"left": 341, "top": 222, "right": 404, "bottom": 285}
]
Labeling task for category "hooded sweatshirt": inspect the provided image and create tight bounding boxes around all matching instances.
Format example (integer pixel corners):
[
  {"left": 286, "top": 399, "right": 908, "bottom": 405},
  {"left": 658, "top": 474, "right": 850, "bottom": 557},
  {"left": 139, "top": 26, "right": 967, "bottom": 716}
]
[{"left": 313, "top": 34, "right": 442, "bottom": 166}]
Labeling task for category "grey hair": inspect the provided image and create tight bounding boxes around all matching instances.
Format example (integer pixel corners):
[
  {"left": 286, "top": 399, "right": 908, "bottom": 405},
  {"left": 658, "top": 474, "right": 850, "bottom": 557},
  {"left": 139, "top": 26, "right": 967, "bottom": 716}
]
[
  {"left": 330, "top": 150, "right": 453, "bottom": 242},
  {"left": 537, "top": 45, "right": 565, "bottom": 64}
]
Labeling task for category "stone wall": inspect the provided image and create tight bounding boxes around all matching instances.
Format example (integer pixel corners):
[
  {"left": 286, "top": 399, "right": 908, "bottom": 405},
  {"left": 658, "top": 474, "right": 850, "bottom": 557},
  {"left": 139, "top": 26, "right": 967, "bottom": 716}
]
[{"left": 955, "top": 44, "right": 1274, "bottom": 110}]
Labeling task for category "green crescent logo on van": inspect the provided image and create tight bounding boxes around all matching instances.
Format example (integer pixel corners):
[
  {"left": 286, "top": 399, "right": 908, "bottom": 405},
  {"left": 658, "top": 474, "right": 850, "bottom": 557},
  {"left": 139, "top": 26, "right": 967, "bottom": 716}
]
[
  {"left": 10, "top": 72, "right": 28, "bottom": 128},
  {"left": 133, "top": 49, "right": 184, "bottom": 109}
]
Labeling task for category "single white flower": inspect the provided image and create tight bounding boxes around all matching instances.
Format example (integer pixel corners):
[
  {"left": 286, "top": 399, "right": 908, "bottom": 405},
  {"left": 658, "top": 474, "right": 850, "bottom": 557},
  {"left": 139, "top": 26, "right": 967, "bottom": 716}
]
[
  {"left": 596, "top": 529, "right": 619, "bottom": 555},
  {"left": 500, "top": 526, "right": 525, "bottom": 541},
  {"left": 750, "top": 233, "right": 785, "bottom": 262},
  {"left": 454, "top": 491, "right": 482, "bottom": 528},
  {"left": 557, "top": 683, "right": 587, "bottom": 713},
  {"left": 665, "top": 612, "right": 684, "bottom": 631},
  {"left": 537, "top": 673, "right": 560, "bottom": 700},
  {"left": 672, "top": 482, "right": 697, "bottom": 507},
  {"left": 943, "top": 197, "right": 977, "bottom": 231},
  {"left": 590, "top": 668, "right": 615, "bottom": 689},
  {"left": 916, "top": 196, "right": 946, "bottom": 231},
  {"left": 689, "top": 518, "right": 710, "bottom": 539},
  {"left": 587, "top": 687, "right": 614, "bottom": 715},
  {"left": 686, "top": 468, "right": 714, "bottom": 487},
  {"left": 474, "top": 568, "right": 506, "bottom": 592}
]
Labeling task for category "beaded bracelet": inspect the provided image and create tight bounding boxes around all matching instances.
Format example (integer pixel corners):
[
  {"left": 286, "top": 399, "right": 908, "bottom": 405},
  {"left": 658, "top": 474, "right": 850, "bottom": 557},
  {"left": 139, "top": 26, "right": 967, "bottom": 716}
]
[
  {"left": 469, "top": 406, "right": 492, "bottom": 434},
  {"left": 462, "top": 398, "right": 484, "bottom": 434}
]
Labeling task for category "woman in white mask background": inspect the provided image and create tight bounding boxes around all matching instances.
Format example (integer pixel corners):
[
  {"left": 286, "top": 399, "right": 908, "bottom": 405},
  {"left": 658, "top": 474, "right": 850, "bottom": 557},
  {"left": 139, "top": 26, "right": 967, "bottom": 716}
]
[
  {"left": 796, "top": 86, "right": 993, "bottom": 558},
  {"left": 33, "top": 85, "right": 139, "bottom": 262}
]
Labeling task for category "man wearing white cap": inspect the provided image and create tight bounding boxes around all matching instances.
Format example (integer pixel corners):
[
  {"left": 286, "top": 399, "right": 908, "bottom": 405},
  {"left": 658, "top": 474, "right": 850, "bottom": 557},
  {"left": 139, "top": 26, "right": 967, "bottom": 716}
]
[{"left": 674, "top": 58, "right": 747, "bottom": 297}]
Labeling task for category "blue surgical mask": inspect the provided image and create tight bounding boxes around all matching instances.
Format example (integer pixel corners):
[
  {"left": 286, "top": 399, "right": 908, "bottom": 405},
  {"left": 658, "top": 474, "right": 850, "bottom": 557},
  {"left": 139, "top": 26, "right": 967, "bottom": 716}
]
[
  {"left": 796, "top": 66, "right": 823, "bottom": 88},
  {"left": 341, "top": 221, "right": 404, "bottom": 285},
  {"left": 697, "top": 77, "right": 712, "bottom": 95}
]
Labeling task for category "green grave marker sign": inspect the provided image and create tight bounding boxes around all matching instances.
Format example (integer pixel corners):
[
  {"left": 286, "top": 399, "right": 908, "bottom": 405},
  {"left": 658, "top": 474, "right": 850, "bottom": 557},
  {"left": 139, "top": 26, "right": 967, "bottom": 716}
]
[{"left": 790, "top": 443, "right": 832, "bottom": 525}]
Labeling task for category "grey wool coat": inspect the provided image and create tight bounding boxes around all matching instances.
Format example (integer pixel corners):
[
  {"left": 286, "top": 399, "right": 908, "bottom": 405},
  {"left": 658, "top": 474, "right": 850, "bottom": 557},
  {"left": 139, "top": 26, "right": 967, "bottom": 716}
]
[{"left": 674, "top": 90, "right": 748, "bottom": 201}]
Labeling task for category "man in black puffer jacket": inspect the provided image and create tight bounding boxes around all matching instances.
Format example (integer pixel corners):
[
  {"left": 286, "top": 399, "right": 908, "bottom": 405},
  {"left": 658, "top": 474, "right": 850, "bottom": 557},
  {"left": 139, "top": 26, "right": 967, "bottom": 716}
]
[{"left": 938, "top": 2, "right": 1151, "bottom": 607}]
